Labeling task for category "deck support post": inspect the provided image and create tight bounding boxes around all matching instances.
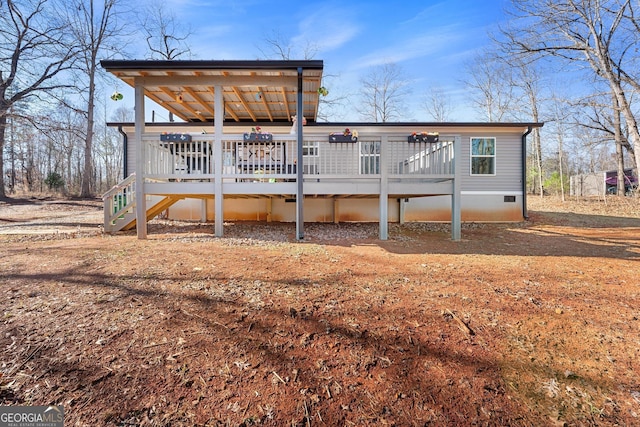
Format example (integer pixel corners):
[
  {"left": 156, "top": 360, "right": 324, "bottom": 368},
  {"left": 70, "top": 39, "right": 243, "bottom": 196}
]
[
  {"left": 451, "top": 136, "right": 462, "bottom": 241},
  {"left": 214, "top": 85, "right": 224, "bottom": 237},
  {"left": 200, "top": 199, "right": 207, "bottom": 223},
  {"left": 399, "top": 198, "right": 406, "bottom": 225},
  {"left": 266, "top": 198, "right": 272, "bottom": 222},
  {"left": 379, "top": 135, "right": 389, "bottom": 240},
  {"left": 134, "top": 79, "right": 147, "bottom": 239},
  {"left": 296, "top": 68, "right": 304, "bottom": 240}
]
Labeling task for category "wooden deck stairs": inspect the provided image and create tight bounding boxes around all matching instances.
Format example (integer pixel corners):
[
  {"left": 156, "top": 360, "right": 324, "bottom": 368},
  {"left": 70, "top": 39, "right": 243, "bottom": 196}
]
[
  {"left": 120, "top": 195, "right": 185, "bottom": 232},
  {"left": 103, "top": 174, "right": 184, "bottom": 233}
]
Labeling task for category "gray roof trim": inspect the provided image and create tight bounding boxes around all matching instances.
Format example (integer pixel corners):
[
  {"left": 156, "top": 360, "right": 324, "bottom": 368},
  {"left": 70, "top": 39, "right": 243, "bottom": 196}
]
[
  {"left": 107, "top": 121, "right": 543, "bottom": 128},
  {"left": 100, "top": 59, "right": 324, "bottom": 71},
  {"left": 309, "top": 122, "right": 544, "bottom": 128}
]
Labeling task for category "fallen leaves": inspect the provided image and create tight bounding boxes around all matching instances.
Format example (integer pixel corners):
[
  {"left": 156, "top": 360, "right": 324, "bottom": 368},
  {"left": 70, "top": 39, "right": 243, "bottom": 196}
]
[{"left": 1, "top": 196, "right": 639, "bottom": 425}]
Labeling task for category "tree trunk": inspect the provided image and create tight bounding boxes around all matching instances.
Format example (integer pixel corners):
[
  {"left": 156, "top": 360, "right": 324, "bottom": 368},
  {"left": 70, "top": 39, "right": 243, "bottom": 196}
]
[
  {"left": 0, "top": 113, "right": 6, "bottom": 198},
  {"left": 558, "top": 137, "right": 565, "bottom": 202},
  {"left": 527, "top": 88, "right": 544, "bottom": 198},
  {"left": 81, "top": 63, "right": 96, "bottom": 198},
  {"left": 25, "top": 142, "right": 34, "bottom": 192},
  {"left": 66, "top": 149, "right": 73, "bottom": 194},
  {"left": 613, "top": 89, "right": 640, "bottom": 181},
  {"left": 589, "top": 28, "right": 640, "bottom": 185},
  {"left": 611, "top": 92, "right": 625, "bottom": 197},
  {"left": 533, "top": 128, "right": 544, "bottom": 197}
]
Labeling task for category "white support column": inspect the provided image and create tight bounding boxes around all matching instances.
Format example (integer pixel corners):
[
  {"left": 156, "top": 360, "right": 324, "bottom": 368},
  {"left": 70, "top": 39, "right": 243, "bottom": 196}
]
[
  {"left": 451, "top": 136, "right": 462, "bottom": 241},
  {"left": 214, "top": 85, "right": 224, "bottom": 237},
  {"left": 200, "top": 199, "right": 207, "bottom": 224},
  {"left": 295, "top": 68, "right": 304, "bottom": 240},
  {"left": 379, "top": 135, "right": 389, "bottom": 240},
  {"left": 399, "top": 198, "right": 406, "bottom": 225},
  {"left": 266, "top": 198, "right": 272, "bottom": 222},
  {"left": 134, "top": 79, "right": 147, "bottom": 239}
]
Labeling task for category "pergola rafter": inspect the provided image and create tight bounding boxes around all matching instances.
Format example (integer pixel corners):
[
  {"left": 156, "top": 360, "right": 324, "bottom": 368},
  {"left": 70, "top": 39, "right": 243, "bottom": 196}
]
[{"left": 104, "top": 60, "right": 324, "bottom": 123}]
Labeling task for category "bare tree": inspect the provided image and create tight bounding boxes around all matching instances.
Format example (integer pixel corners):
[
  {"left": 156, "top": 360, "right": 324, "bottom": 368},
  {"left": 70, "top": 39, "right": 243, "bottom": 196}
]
[
  {"left": 502, "top": 0, "right": 640, "bottom": 186},
  {"left": 572, "top": 90, "right": 634, "bottom": 160},
  {"left": 0, "top": 0, "right": 78, "bottom": 198},
  {"left": 609, "top": 92, "right": 628, "bottom": 195},
  {"left": 257, "top": 29, "right": 319, "bottom": 61},
  {"left": 550, "top": 98, "right": 573, "bottom": 201},
  {"left": 63, "top": 0, "right": 128, "bottom": 198},
  {"left": 511, "top": 58, "right": 546, "bottom": 196},
  {"left": 257, "top": 31, "right": 346, "bottom": 122},
  {"left": 357, "top": 62, "right": 408, "bottom": 123},
  {"left": 28, "top": 101, "right": 84, "bottom": 193},
  {"left": 464, "top": 51, "right": 517, "bottom": 121},
  {"left": 423, "top": 86, "right": 454, "bottom": 122},
  {"left": 141, "top": 3, "right": 192, "bottom": 60}
]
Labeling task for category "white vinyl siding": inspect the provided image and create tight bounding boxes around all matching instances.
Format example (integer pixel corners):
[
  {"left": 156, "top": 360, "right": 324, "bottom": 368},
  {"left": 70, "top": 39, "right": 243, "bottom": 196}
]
[{"left": 460, "top": 133, "right": 523, "bottom": 192}]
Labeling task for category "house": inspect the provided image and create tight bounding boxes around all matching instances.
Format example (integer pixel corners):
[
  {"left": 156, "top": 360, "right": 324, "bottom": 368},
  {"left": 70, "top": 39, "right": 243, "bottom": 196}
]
[{"left": 101, "top": 59, "right": 543, "bottom": 240}]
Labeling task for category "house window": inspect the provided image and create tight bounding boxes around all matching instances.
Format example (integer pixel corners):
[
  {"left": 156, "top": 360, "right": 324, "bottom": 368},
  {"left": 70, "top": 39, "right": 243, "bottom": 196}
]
[
  {"left": 303, "top": 141, "right": 319, "bottom": 174},
  {"left": 360, "top": 141, "right": 380, "bottom": 174},
  {"left": 470, "top": 137, "right": 496, "bottom": 175},
  {"left": 302, "top": 141, "right": 319, "bottom": 157}
]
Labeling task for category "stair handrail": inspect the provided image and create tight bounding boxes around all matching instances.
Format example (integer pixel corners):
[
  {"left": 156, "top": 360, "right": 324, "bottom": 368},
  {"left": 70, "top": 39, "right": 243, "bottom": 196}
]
[
  {"left": 103, "top": 173, "right": 137, "bottom": 232},
  {"left": 102, "top": 173, "right": 136, "bottom": 201}
]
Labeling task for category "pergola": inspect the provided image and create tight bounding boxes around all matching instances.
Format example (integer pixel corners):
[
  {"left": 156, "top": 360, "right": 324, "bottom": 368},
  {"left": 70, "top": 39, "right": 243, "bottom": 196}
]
[
  {"left": 101, "top": 60, "right": 324, "bottom": 123},
  {"left": 101, "top": 59, "right": 325, "bottom": 239}
]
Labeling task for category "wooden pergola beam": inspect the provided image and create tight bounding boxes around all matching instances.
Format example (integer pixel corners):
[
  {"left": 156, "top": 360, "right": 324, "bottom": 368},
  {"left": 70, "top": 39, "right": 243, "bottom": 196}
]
[
  {"left": 257, "top": 86, "right": 274, "bottom": 122},
  {"left": 205, "top": 86, "right": 239, "bottom": 122},
  {"left": 159, "top": 86, "right": 206, "bottom": 121},
  {"left": 136, "top": 74, "right": 298, "bottom": 88},
  {"left": 224, "top": 102, "right": 240, "bottom": 122},
  {"left": 232, "top": 86, "right": 257, "bottom": 122},
  {"left": 143, "top": 89, "right": 184, "bottom": 120},
  {"left": 280, "top": 86, "right": 291, "bottom": 120},
  {"left": 184, "top": 86, "right": 214, "bottom": 115}
]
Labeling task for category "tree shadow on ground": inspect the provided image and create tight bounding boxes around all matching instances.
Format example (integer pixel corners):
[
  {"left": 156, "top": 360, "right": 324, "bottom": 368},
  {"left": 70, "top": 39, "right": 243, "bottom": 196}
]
[
  {"left": 140, "top": 212, "right": 640, "bottom": 260},
  {"left": 0, "top": 255, "right": 626, "bottom": 425}
]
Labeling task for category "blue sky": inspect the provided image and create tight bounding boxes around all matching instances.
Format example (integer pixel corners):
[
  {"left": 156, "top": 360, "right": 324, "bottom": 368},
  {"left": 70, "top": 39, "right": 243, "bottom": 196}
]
[{"left": 131, "top": 0, "right": 510, "bottom": 121}]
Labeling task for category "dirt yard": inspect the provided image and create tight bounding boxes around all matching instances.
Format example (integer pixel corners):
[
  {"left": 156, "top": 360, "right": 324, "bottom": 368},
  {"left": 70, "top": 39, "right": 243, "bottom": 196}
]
[{"left": 1, "top": 195, "right": 639, "bottom": 426}]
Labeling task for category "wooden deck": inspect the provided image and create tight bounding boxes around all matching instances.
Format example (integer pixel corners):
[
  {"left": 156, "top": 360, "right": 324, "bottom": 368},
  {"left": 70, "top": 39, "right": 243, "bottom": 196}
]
[{"left": 104, "top": 131, "right": 462, "bottom": 239}]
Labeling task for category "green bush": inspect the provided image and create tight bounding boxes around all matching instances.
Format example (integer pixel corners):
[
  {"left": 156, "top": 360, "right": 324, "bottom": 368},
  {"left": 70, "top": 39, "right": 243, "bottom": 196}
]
[
  {"left": 543, "top": 171, "right": 569, "bottom": 196},
  {"left": 45, "top": 172, "right": 65, "bottom": 191}
]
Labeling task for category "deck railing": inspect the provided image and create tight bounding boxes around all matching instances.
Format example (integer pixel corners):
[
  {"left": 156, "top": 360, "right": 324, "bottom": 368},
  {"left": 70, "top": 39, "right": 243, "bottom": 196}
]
[
  {"left": 223, "top": 137, "right": 297, "bottom": 181},
  {"left": 144, "top": 135, "right": 214, "bottom": 180},
  {"left": 102, "top": 173, "right": 136, "bottom": 232},
  {"left": 389, "top": 137, "right": 454, "bottom": 176},
  {"left": 141, "top": 133, "right": 456, "bottom": 182}
]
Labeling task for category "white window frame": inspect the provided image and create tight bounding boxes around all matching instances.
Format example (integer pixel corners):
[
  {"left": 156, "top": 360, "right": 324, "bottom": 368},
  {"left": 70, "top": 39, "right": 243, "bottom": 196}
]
[
  {"left": 302, "top": 140, "right": 320, "bottom": 174},
  {"left": 359, "top": 140, "right": 380, "bottom": 174},
  {"left": 470, "top": 137, "right": 496, "bottom": 176},
  {"left": 302, "top": 140, "right": 319, "bottom": 157}
]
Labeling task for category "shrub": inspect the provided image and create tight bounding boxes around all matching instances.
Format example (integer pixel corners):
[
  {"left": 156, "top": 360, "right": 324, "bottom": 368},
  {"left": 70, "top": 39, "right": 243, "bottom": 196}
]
[{"left": 45, "top": 172, "right": 65, "bottom": 191}]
